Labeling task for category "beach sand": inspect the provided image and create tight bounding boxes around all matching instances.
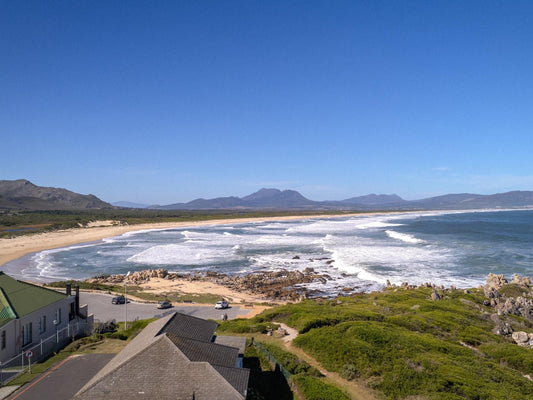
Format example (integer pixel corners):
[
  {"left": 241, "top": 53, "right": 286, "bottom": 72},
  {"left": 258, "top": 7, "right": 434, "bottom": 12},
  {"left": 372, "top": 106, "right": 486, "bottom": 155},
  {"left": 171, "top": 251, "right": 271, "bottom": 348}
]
[{"left": 0, "top": 213, "right": 373, "bottom": 306}]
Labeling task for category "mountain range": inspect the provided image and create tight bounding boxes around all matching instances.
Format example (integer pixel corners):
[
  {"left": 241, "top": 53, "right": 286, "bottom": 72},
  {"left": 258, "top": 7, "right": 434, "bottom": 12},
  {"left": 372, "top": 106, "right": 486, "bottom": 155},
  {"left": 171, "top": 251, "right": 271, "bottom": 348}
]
[
  {"left": 1, "top": 179, "right": 533, "bottom": 211},
  {"left": 151, "top": 188, "right": 533, "bottom": 211}
]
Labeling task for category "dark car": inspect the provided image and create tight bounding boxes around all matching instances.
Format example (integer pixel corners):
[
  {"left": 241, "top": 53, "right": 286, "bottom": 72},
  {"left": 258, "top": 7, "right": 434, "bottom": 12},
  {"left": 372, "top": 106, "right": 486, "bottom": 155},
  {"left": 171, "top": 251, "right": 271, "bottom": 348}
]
[
  {"left": 157, "top": 301, "right": 172, "bottom": 309},
  {"left": 112, "top": 295, "right": 126, "bottom": 304}
]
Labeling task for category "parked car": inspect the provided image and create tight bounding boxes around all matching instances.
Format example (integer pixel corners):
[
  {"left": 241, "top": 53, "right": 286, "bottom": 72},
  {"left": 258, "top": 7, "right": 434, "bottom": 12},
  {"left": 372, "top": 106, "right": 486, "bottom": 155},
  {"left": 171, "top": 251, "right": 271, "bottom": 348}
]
[
  {"left": 214, "top": 300, "right": 229, "bottom": 309},
  {"left": 112, "top": 295, "right": 126, "bottom": 304},
  {"left": 157, "top": 301, "right": 172, "bottom": 309}
]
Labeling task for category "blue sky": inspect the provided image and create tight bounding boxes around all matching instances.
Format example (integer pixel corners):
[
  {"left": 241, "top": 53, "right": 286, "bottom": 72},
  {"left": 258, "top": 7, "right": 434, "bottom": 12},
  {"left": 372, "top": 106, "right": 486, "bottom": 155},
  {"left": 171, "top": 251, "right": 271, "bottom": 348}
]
[{"left": 2, "top": 1, "right": 532, "bottom": 204}]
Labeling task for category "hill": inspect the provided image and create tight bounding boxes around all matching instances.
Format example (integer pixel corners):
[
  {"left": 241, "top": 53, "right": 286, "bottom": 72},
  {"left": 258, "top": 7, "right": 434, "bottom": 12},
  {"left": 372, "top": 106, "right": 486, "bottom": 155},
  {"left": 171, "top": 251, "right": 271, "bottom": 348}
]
[
  {"left": 155, "top": 188, "right": 319, "bottom": 210},
  {"left": 0, "top": 180, "right": 112, "bottom": 210}
]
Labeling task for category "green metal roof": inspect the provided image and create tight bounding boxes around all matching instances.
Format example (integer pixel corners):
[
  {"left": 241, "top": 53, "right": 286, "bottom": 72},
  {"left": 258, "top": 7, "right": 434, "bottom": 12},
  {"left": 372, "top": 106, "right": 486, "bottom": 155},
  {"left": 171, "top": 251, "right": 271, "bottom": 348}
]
[
  {"left": 0, "top": 272, "right": 66, "bottom": 327},
  {"left": 0, "top": 289, "right": 17, "bottom": 328}
]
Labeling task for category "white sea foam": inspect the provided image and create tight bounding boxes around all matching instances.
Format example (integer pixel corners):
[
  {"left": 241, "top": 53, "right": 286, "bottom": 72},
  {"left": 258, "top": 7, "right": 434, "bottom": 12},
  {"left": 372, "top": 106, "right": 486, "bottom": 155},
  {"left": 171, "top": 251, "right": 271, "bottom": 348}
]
[
  {"left": 16, "top": 209, "right": 530, "bottom": 291},
  {"left": 128, "top": 244, "right": 239, "bottom": 265},
  {"left": 385, "top": 230, "right": 426, "bottom": 244}
]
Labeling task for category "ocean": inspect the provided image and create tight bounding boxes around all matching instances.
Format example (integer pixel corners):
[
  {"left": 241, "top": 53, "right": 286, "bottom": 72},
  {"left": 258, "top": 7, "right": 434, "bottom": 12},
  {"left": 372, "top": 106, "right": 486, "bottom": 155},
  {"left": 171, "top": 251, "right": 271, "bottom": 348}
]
[{"left": 5, "top": 209, "right": 533, "bottom": 296}]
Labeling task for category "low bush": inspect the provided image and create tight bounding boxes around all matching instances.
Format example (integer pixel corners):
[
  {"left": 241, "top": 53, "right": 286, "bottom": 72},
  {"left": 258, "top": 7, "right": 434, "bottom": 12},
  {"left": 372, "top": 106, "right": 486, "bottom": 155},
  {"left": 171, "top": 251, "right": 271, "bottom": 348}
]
[
  {"left": 216, "top": 319, "right": 277, "bottom": 334},
  {"left": 260, "top": 342, "right": 322, "bottom": 377},
  {"left": 292, "top": 375, "right": 349, "bottom": 400}
]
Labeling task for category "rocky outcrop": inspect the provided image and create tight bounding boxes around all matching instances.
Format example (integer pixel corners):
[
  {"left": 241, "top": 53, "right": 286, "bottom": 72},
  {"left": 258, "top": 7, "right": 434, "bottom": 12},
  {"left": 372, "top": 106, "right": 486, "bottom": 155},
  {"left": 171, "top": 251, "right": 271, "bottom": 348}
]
[
  {"left": 512, "top": 331, "right": 533, "bottom": 348},
  {"left": 87, "top": 267, "right": 325, "bottom": 301},
  {"left": 210, "top": 269, "right": 324, "bottom": 301},
  {"left": 481, "top": 274, "right": 533, "bottom": 321},
  {"left": 511, "top": 274, "right": 531, "bottom": 287}
]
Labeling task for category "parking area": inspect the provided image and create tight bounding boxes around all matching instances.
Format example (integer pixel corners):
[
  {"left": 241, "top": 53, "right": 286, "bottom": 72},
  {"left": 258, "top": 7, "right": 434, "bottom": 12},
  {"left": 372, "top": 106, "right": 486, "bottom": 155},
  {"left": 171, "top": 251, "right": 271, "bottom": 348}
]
[
  {"left": 79, "top": 292, "right": 251, "bottom": 323},
  {"left": 6, "top": 354, "right": 114, "bottom": 400}
]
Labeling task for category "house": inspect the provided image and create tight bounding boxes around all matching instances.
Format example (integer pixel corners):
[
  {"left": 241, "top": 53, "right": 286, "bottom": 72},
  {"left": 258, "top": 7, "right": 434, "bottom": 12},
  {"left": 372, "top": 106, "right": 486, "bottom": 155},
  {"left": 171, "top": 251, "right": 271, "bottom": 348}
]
[
  {"left": 75, "top": 312, "right": 250, "bottom": 400},
  {"left": 0, "top": 272, "right": 92, "bottom": 364}
]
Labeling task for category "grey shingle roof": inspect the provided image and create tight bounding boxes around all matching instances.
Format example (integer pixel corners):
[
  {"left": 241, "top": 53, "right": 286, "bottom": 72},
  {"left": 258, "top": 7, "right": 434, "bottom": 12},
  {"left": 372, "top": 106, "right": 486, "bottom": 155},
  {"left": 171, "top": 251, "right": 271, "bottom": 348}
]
[
  {"left": 157, "top": 312, "right": 218, "bottom": 342},
  {"left": 167, "top": 333, "right": 239, "bottom": 368},
  {"left": 76, "top": 335, "right": 245, "bottom": 400},
  {"left": 77, "top": 313, "right": 174, "bottom": 394},
  {"left": 214, "top": 336, "right": 247, "bottom": 355},
  {"left": 76, "top": 312, "right": 249, "bottom": 400},
  {"left": 213, "top": 364, "right": 250, "bottom": 398}
]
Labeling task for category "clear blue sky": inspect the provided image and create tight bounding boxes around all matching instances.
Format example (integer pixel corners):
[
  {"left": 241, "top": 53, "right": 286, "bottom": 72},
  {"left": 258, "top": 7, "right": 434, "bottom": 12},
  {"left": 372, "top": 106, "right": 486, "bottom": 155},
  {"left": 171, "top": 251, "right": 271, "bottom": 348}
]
[{"left": 2, "top": 1, "right": 532, "bottom": 204}]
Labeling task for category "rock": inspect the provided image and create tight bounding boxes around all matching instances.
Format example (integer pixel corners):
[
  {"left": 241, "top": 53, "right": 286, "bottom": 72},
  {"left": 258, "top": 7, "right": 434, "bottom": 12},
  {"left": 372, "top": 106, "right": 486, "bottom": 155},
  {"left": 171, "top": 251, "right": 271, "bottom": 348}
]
[
  {"left": 512, "top": 331, "right": 529, "bottom": 343},
  {"left": 292, "top": 255, "right": 300, "bottom": 260},
  {"left": 273, "top": 327, "right": 287, "bottom": 338},
  {"left": 431, "top": 290, "right": 441, "bottom": 301},
  {"left": 511, "top": 274, "right": 531, "bottom": 287},
  {"left": 512, "top": 331, "right": 532, "bottom": 347},
  {"left": 485, "top": 273, "right": 508, "bottom": 290}
]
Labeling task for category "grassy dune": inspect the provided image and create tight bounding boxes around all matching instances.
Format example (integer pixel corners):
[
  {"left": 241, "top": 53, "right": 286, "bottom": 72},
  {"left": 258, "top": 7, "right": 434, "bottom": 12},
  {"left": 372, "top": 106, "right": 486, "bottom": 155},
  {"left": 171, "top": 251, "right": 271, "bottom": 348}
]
[{"left": 219, "top": 285, "right": 533, "bottom": 399}]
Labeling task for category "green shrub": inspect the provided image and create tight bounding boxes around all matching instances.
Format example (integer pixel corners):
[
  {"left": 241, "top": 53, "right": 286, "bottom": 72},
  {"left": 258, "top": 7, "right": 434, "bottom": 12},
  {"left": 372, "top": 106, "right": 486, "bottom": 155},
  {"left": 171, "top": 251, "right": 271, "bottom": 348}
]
[
  {"left": 292, "top": 375, "right": 349, "bottom": 400},
  {"left": 340, "top": 363, "right": 358, "bottom": 380},
  {"left": 260, "top": 342, "right": 322, "bottom": 377},
  {"left": 479, "top": 343, "right": 533, "bottom": 374},
  {"left": 216, "top": 319, "right": 276, "bottom": 334}
]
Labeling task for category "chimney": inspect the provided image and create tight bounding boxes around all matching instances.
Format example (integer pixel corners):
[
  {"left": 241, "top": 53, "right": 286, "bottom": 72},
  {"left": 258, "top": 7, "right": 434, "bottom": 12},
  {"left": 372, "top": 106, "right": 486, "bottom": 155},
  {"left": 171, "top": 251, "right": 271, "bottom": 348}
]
[
  {"left": 66, "top": 283, "right": 72, "bottom": 296},
  {"left": 75, "top": 285, "right": 80, "bottom": 315}
]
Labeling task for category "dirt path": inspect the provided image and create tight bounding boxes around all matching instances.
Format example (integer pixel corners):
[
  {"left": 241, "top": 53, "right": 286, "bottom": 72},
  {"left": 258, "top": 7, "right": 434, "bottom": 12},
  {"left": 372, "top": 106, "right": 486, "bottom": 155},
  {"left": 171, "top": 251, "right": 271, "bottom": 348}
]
[{"left": 276, "top": 322, "right": 380, "bottom": 400}]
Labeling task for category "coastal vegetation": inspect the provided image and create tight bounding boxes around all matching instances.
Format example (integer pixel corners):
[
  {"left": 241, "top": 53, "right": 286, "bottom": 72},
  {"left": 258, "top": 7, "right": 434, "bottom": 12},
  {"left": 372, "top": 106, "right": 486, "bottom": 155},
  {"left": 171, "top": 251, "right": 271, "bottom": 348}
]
[{"left": 219, "top": 285, "right": 533, "bottom": 399}]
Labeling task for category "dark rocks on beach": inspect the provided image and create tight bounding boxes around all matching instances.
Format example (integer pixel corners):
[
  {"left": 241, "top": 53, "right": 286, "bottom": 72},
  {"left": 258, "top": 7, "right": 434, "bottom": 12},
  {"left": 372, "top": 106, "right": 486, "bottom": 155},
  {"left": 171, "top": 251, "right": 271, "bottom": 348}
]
[
  {"left": 86, "top": 268, "right": 533, "bottom": 313},
  {"left": 88, "top": 267, "right": 326, "bottom": 301}
]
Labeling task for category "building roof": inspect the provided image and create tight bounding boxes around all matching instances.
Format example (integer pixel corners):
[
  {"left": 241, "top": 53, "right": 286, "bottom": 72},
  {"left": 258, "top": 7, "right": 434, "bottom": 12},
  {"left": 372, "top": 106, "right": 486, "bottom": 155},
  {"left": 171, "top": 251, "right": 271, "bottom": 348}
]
[
  {"left": 0, "top": 272, "right": 67, "bottom": 327},
  {"left": 212, "top": 364, "right": 250, "bottom": 397},
  {"left": 214, "top": 335, "right": 247, "bottom": 355},
  {"left": 166, "top": 333, "right": 239, "bottom": 368},
  {"left": 80, "top": 313, "right": 174, "bottom": 390},
  {"left": 76, "top": 312, "right": 249, "bottom": 400},
  {"left": 157, "top": 311, "right": 218, "bottom": 342}
]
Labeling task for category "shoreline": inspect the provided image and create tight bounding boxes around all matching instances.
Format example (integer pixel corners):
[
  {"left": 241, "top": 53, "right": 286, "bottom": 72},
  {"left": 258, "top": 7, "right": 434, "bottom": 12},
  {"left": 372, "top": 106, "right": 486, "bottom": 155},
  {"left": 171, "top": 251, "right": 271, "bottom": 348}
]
[
  {"left": 0, "top": 212, "right": 387, "bottom": 306},
  {"left": 0, "top": 212, "right": 390, "bottom": 269}
]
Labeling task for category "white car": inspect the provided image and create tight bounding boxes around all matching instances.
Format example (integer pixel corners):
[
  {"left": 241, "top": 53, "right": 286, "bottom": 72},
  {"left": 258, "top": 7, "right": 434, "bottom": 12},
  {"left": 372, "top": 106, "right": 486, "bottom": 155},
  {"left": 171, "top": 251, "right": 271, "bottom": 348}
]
[{"left": 214, "top": 300, "right": 229, "bottom": 309}]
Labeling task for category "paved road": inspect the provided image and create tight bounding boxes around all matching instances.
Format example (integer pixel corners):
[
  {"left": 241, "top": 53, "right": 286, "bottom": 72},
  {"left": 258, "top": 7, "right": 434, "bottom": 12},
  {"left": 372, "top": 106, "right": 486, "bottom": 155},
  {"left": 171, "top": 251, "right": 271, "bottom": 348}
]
[
  {"left": 6, "top": 354, "right": 114, "bottom": 400},
  {"left": 79, "top": 292, "right": 251, "bottom": 323}
]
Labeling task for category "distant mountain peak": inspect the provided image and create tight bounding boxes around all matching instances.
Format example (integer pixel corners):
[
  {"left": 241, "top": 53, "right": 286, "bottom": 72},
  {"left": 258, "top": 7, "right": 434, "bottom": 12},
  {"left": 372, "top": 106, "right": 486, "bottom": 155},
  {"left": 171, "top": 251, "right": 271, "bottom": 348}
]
[
  {"left": 0, "top": 179, "right": 112, "bottom": 210},
  {"left": 242, "top": 188, "right": 282, "bottom": 201}
]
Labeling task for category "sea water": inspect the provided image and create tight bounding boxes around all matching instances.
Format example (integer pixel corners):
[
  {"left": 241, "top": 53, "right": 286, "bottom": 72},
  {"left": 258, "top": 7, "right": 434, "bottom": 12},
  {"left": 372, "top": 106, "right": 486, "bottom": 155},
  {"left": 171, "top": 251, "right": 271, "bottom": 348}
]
[{"left": 6, "top": 209, "right": 533, "bottom": 296}]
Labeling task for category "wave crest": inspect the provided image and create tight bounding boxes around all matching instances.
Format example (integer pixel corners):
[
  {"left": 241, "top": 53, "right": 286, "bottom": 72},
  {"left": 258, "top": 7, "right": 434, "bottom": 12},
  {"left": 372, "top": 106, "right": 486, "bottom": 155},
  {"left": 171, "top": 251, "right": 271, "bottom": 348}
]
[{"left": 385, "top": 230, "right": 425, "bottom": 244}]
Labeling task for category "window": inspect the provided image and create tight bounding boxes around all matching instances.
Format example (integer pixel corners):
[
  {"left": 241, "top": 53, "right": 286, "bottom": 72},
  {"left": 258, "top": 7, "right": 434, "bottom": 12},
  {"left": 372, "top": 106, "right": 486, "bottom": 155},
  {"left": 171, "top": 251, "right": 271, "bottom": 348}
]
[
  {"left": 22, "top": 323, "right": 32, "bottom": 346},
  {"left": 1, "top": 331, "right": 5, "bottom": 350},
  {"left": 56, "top": 308, "right": 62, "bottom": 325},
  {"left": 39, "top": 315, "right": 46, "bottom": 334}
]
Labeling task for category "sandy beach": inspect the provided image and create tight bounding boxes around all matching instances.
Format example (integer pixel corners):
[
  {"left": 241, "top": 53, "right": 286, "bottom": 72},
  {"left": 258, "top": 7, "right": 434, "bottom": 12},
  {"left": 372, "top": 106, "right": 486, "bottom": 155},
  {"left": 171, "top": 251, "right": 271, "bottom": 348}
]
[
  {"left": 0, "top": 213, "right": 372, "bottom": 304},
  {"left": 0, "top": 214, "right": 370, "bottom": 267}
]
